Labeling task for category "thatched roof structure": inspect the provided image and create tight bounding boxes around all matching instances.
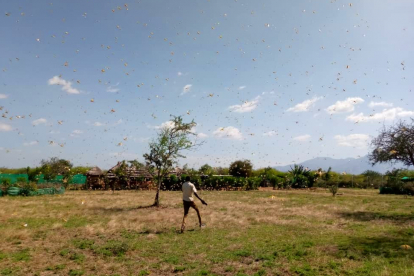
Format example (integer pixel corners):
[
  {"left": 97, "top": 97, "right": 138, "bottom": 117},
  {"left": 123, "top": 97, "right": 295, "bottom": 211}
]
[
  {"left": 169, "top": 167, "right": 185, "bottom": 176},
  {"left": 87, "top": 166, "right": 103, "bottom": 176},
  {"left": 106, "top": 162, "right": 153, "bottom": 179},
  {"left": 105, "top": 162, "right": 185, "bottom": 179}
]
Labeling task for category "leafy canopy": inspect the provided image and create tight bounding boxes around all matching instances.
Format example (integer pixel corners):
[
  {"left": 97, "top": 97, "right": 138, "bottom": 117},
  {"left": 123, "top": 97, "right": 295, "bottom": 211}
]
[
  {"left": 40, "top": 157, "right": 73, "bottom": 181},
  {"left": 199, "top": 164, "right": 214, "bottom": 176},
  {"left": 369, "top": 119, "right": 414, "bottom": 167},
  {"left": 229, "top": 160, "right": 253, "bottom": 177}
]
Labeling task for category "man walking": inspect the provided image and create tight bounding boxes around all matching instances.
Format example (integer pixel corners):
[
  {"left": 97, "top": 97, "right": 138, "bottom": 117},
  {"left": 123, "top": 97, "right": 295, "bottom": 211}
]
[{"left": 181, "top": 176, "right": 207, "bottom": 233}]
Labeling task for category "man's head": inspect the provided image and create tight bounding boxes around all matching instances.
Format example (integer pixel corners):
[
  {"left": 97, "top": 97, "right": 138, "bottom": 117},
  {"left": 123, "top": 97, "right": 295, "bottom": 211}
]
[{"left": 185, "top": 176, "right": 191, "bottom": 182}]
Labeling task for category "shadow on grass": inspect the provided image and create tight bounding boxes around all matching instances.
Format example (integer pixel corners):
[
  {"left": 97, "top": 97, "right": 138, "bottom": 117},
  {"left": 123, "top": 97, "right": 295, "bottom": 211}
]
[
  {"left": 336, "top": 234, "right": 414, "bottom": 261},
  {"left": 338, "top": 211, "right": 414, "bottom": 223},
  {"left": 90, "top": 204, "right": 171, "bottom": 213}
]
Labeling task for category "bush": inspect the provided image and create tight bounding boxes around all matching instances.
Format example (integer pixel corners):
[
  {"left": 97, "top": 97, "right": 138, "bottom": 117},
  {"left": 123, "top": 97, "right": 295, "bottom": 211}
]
[
  {"left": 246, "top": 177, "right": 261, "bottom": 190},
  {"left": 329, "top": 184, "right": 339, "bottom": 196},
  {"left": 403, "top": 183, "right": 414, "bottom": 195},
  {"left": 379, "top": 179, "right": 414, "bottom": 196},
  {"left": 199, "top": 176, "right": 260, "bottom": 191},
  {"left": 269, "top": 176, "right": 284, "bottom": 189},
  {"left": 16, "top": 177, "right": 27, "bottom": 183},
  {"left": 1, "top": 178, "right": 12, "bottom": 192},
  {"left": 19, "top": 182, "right": 37, "bottom": 196}
]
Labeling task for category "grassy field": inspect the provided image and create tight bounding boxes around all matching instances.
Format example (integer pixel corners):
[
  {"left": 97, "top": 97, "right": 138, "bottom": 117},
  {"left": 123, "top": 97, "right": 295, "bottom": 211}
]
[{"left": 1, "top": 188, "right": 414, "bottom": 276}]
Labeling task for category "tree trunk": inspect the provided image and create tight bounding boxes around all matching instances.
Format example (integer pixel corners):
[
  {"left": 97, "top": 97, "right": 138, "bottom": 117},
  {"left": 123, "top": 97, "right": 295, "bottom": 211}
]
[{"left": 153, "top": 174, "right": 162, "bottom": 207}]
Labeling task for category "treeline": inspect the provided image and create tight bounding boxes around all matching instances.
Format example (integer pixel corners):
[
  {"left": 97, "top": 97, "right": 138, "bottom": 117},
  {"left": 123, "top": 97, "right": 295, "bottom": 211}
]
[
  {"left": 0, "top": 166, "right": 92, "bottom": 180},
  {"left": 185, "top": 161, "right": 414, "bottom": 190},
  {"left": 2, "top": 158, "right": 414, "bottom": 193},
  {"left": 161, "top": 175, "right": 262, "bottom": 191}
]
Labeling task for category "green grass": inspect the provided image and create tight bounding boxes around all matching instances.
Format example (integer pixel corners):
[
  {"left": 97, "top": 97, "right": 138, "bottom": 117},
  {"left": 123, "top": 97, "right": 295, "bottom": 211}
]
[{"left": 0, "top": 189, "right": 414, "bottom": 275}]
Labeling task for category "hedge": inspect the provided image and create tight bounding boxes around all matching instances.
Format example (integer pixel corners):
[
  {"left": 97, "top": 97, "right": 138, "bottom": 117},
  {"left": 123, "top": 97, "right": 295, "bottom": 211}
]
[{"left": 161, "top": 175, "right": 261, "bottom": 191}]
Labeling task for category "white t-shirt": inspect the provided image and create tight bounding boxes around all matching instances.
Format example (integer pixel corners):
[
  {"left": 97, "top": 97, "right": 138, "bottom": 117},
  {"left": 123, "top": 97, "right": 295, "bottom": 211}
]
[{"left": 182, "top": 181, "right": 197, "bottom": 202}]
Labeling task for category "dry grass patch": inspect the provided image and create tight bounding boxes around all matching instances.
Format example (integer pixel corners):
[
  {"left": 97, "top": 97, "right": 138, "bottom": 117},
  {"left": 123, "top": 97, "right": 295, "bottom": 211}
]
[{"left": 1, "top": 189, "right": 414, "bottom": 275}]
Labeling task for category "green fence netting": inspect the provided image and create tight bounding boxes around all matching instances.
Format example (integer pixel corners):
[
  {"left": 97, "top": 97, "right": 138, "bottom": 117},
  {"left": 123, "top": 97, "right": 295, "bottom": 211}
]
[
  {"left": 0, "top": 174, "right": 86, "bottom": 185},
  {"left": 70, "top": 174, "right": 87, "bottom": 184},
  {"left": 0, "top": 174, "right": 29, "bottom": 184}
]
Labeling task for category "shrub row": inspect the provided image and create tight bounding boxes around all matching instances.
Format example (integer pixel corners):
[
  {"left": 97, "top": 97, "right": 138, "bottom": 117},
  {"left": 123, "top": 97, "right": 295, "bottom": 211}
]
[
  {"left": 161, "top": 175, "right": 261, "bottom": 191},
  {"left": 379, "top": 182, "right": 414, "bottom": 195},
  {"left": 0, "top": 180, "right": 65, "bottom": 196}
]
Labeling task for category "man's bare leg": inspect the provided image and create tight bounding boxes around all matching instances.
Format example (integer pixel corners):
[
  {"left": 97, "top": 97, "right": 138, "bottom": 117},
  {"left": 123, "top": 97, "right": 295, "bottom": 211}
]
[
  {"left": 193, "top": 205, "right": 202, "bottom": 227},
  {"left": 181, "top": 214, "right": 188, "bottom": 233},
  {"left": 181, "top": 202, "right": 190, "bottom": 233}
]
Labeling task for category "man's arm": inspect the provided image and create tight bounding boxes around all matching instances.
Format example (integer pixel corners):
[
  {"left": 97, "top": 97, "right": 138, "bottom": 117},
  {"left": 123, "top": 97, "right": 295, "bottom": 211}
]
[{"left": 194, "top": 192, "right": 207, "bottom": 205}]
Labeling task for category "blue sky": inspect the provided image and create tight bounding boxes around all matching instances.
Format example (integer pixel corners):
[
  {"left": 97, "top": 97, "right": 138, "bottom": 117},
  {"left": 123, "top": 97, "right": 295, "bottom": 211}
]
[{"left": 1, "top": 0, "right": 413, "bottom": 169}]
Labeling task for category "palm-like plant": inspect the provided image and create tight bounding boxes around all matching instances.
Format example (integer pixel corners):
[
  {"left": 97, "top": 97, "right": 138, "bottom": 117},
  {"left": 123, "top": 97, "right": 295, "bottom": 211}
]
[{"left": 288, "top": 165, "right": 317, "bottom": 188}]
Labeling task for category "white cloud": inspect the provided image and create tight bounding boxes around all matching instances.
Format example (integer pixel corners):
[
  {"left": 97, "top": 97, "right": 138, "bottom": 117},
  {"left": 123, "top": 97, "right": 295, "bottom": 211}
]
[
  {"left": 113, "top": 119, "right": 123, "bottom": 126},
  {"left": 197, "top": 133, "right": 208, "bottom": 139},
  {"left": 93, "top": 122, "right": 104, "bottom": 127},
  {"left": 32, "top": 118, "right": 47, "bottom": 125},
  {"left": 106, "top": 86, "right": 120, "bottom": 93},
  {"left": 0, "top": 94, "right": 8, "bottom": 99},
  {"left": 326, "top": 97, "right": 364, "bottom": 114},
  {"left": 238, "top": 86, "right": 246, "bottom": 90},
  {"left": 287, "top": 97, "right": 321, "bottom": 112},
  {"left": 334, "top": 134, "right": 370, "bottom": 149},
  {"left": 48, "top": 76, "right": 80, "bottom": 94},
  {"left": 213, "top": 126, "right": 243, "bottom": 140},
  {"left": 70, "top": 129, "right": 83, "bottom": 137},
  {"left": 177, "top": 72, "right": 183, "bottom": 76},
  {"left": 263, "top": 131, "right": 277, "bottom": 137},
  {"left": 228, "top": 96, "right": 260, "bottom": 113},
  {"left": 23, "top": 141, "right": 38, "bottom": 146},
  {"left": 346, "top": 107, "right": 414, "bottom": 123},
  {"left": 368, "top": 101, "right": 393, "bottom": 108},
  {"left": 0, "top": 122, "right": 12, "bottom": 132},
  {"left": 181, "top": 84, "right": 192, "bottom": 95},
  {"left": 293, "top": 134, "right": 311, "bottom": 141},
  {"left": 153, "top": 121, "right": 175, "bottom": 129},
  {"left": 151, "top": 120, "right": 196, "bottom": 133}
]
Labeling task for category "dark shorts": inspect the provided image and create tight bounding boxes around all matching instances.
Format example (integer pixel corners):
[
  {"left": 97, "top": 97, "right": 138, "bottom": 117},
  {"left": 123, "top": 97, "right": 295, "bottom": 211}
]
[{"left": 183, "top": 200, "right": 199, "bottom": 215}]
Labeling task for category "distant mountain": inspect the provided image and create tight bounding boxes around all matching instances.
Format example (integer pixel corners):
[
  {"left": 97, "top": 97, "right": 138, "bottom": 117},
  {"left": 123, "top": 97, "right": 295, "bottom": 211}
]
[{"left": 274, "top": 156, "right": 410, "bottom": 174}]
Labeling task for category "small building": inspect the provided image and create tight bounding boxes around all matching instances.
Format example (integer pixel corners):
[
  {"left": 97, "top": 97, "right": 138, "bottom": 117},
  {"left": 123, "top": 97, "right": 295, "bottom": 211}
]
[
  {"left": 86, "top": 166, "right": 104, "bottom": 190},
  {"left": 106, "top": 162, "right": 154, "bottom": 190},
  {"left": 168, "top": 167, "right": 186, "bottom": 176}
]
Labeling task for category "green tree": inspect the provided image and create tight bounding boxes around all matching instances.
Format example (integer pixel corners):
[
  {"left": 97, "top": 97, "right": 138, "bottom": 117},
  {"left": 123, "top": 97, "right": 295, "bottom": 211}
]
[
  {"left": 369, "top": 119, "right": 414, "bottom": 167},
  {"left": 128, "top": 160, "right": 144, "bottom": 169},
  {"left": 40, "top": 157, "right": 73, "bottom": 183},
  {"left": 288, "top": 165, "right": 318, "bottom": 188},
  {"left": 28, "top": 167, "right": 42, "bottom": 182},
  {"left": 199, "top": 164, "right": 214, "bottom": 176},
  {"left": 114, "top": 161, "right": 130, "bottom": 191},
  {"left": 229, "top": 160, "right": 253, "bottom": 177},
  {"left": 253, "top": 167, "right": 286, "bottom": 187},
  {"left": 0, "top": 167, "right": 27, "bottom": 174},
  {"left": 361, "top": 170, "right": 382, "bottom": 177},
  {"left": 322, "top": 167, "right": 332, "bottom": 182},
  {"left": 144, "top": 116, "right": 200, "bottom": 207},
  {"left": 213, "top": 167, "right": 229, "bottom": 175},
  {"left": 71, "top": 166, "right": 92, "bottom": 175}
]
